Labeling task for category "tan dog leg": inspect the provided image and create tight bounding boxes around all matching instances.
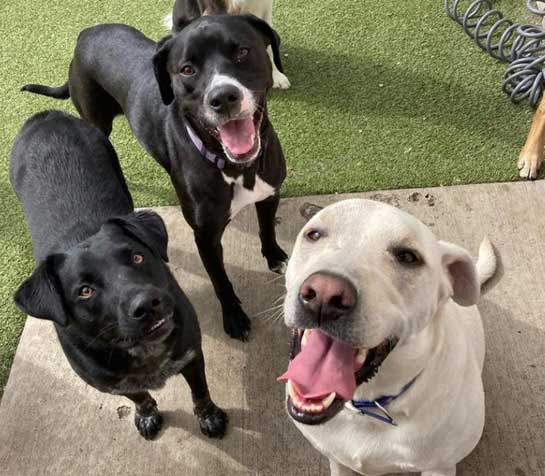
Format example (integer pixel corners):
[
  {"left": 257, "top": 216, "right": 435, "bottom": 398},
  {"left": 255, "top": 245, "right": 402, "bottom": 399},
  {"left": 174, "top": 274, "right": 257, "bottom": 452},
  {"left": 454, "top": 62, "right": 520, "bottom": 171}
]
[{"left": 518, "top": 94, "right": 545, "bottom": 179}]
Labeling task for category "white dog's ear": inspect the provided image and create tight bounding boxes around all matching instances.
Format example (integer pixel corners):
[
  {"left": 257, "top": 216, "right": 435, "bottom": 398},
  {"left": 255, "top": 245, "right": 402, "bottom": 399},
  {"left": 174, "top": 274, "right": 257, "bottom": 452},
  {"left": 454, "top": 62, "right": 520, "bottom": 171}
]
[{"left": 438, "top": 241, "right": 480, "bottom": 307}]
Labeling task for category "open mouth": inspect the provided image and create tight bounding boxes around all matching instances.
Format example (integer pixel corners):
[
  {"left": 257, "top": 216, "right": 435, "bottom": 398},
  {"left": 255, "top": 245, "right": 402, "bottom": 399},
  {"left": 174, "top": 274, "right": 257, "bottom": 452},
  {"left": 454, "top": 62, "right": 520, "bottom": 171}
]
[
  {"left": 279, "top": 329, "right": 398, "bottom": 425},
  {"left": 216, "top": 108, "right": 263, "bottom": 165},
  {"left": 143, "top": 313, "right": 174, "bottom": 341}
]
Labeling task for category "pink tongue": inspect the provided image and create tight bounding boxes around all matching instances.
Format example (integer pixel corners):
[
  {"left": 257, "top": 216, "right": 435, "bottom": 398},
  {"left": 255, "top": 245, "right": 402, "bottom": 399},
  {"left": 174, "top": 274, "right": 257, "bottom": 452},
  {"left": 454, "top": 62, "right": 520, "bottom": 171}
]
[
  {"left": 278, "top": 330, "right": 356, "bottom": 400},
  {"left": 217, "top": 117, "right": 256, "bottom": 156}
]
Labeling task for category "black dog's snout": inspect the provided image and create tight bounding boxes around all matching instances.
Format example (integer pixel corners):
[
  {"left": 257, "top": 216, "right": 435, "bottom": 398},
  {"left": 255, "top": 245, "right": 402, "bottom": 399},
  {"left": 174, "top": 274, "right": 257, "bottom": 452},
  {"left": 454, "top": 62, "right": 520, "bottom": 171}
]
[
  {"left": 298, "top": 272, "right": 357, "bottom": 323},
  {"left": 129, "top": 291, "right": 163, "bottom": 320},
  {"left": 208, "top": 84, "right": 241, "bottom": 114}
]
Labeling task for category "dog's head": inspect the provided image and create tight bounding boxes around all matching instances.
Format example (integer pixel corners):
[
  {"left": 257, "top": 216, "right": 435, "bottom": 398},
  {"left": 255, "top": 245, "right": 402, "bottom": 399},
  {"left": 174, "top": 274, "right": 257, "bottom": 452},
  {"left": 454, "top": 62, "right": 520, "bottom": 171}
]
[
  {"left": 281, "top": 199, "right": 480, "bottom": 424},
  {"left": 153, "top": 14, "right": 282, "bottom": 166},
  {"left": 14, "top": 211, "right": 177, "bottom": 349}
]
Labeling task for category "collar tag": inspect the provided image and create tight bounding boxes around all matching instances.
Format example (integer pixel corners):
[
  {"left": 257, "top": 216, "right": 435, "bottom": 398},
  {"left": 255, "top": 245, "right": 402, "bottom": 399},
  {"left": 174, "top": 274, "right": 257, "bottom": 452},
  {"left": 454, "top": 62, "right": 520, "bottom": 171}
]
[
  {"left": 345, "top": 372, "right": 421, "bottom": 426},
  {"left": 345, "top": 400, "right": 398, "bottom": 426}
]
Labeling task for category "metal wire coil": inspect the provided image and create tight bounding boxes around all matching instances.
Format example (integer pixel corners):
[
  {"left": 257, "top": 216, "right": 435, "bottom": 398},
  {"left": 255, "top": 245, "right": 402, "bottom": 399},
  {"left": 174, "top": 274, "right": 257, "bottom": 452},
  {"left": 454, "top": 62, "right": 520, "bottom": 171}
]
[{"left": 445, "top": 0, "right": 545, "bottom": 106}]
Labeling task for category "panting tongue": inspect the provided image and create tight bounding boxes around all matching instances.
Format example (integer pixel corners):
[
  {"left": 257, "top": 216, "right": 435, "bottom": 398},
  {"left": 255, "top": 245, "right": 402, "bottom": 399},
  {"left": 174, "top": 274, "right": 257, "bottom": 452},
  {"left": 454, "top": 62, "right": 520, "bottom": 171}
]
[
  {"left": 217, "top": 117, "right": 256, "bottom": 156},
  {"left": 278, "top": 330, "right": 356, "bottom": 400}
]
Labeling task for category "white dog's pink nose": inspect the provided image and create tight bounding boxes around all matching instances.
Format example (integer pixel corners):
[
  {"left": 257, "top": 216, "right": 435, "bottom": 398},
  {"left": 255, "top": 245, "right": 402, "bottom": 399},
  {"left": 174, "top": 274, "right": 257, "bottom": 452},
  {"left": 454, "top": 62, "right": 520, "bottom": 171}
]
[{"left": 298, "top": 272, "right": 357, "bottom": 323}]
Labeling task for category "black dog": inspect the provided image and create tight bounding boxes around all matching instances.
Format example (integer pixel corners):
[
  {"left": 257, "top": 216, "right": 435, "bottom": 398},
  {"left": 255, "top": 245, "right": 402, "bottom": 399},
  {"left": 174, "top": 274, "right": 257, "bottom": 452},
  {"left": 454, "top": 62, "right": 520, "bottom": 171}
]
[
  {"left": 22, "top": 15, "right": 288, "bottom": 341},
  {"left": 10, "top": 110, "right": 228, "bottom": 440}
]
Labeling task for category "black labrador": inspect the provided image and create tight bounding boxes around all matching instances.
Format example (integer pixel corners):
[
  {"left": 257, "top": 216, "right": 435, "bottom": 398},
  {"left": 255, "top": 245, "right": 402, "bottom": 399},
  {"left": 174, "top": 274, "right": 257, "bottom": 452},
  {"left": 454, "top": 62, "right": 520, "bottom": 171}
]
[
  {"left": 22, "top": 15, "right": 288, "bottom": 341},
  {"left": 10, "top": 110, "right": 227, "bottom": 440}
]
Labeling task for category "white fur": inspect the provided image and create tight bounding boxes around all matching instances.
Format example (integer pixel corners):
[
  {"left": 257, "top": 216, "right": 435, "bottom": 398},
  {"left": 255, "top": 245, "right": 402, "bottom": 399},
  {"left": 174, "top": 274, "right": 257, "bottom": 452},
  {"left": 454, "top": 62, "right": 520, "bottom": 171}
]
[
  {"left": 222, "top": 173, "right": 275, "bottom": 218},
  {"left": 204, "top": 73, "right": 256, "bottom": 122},
  {"left": 284, "top": 199, "right": 498, "bottom": 476},
  {"left": 162, "top": 0, "right": 290, "bottom": 89}
]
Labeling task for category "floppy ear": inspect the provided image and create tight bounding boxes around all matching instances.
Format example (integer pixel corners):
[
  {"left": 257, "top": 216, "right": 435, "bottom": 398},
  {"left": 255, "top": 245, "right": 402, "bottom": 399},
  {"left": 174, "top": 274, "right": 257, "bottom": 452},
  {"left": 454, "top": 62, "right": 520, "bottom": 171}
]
[
  {"left": 107, "top": 210, "right": 169, "bottom": 262},
  {"left": 14, "top": 254, "right": 68, "bottom": 326},
  {"left": 439, "top": 241, "right": 480, "bottom": 307},
  {"left": 153, "top": 35, "right": 175, "bottom": 105},
  {"left": 240, "top": 14, "right": 284, "bottom": 73}
]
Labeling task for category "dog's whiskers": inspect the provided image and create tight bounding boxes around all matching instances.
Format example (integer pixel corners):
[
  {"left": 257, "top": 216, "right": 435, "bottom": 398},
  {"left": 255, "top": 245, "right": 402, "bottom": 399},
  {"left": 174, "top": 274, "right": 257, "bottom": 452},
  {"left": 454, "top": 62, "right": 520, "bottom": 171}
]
[{"left": 84, "top": 323, "right": 117, "bottom": 350}]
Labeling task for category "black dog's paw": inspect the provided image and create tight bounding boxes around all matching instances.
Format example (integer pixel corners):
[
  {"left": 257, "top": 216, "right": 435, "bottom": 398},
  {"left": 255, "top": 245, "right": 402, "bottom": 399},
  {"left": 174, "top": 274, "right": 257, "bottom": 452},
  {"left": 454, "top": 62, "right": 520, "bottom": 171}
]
[
  {"left": 223, "top": 308, "right": 251, "bottom": 341},
  {"left": 264, "top": 246, "right": 289, "bottom": 275},
  {"left": 196, "top": 403, "right": 228, "bottom": 439},
  {"left": 135, "top": 410, "right": 163, "bottom": 440}
]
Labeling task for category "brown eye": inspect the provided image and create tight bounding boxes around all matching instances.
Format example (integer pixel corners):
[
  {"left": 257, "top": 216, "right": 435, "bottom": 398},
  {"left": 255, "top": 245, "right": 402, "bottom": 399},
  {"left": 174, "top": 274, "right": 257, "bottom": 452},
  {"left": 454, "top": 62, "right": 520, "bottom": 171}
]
[
  {"left": 132, "top": 253, "right": 145, "bottom": 264},
  {"left": 394, "top": 249, "right": 421, "bottom": 266},
  {"left": 306, "top": 230, "right": 322, "bottom": 242},
  {"left": 235, "top": 47, "right": 250, "bottom": 62},
  {"left": 79, "top": 286, "right": 95, "bottom": 299},
  {"left": 180, "top": 65, "right": 195, "bottom": 76}
]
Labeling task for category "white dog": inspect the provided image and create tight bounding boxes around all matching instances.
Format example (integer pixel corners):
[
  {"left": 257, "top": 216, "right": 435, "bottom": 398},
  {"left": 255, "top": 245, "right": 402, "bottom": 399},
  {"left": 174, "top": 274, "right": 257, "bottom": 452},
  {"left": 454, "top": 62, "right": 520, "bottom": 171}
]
[
  {"left": 164, "top": 0, "right": 290, "bottom": 89},
  {"left": 279, "top": 199, "right": 497, "bottom": 476}
]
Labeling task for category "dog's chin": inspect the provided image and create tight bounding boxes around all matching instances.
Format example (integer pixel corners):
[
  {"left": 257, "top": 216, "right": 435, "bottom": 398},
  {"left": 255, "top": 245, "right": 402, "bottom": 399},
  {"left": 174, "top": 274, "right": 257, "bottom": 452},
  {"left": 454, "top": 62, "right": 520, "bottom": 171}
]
[{"left": 285, "top": 329, "right": 398, "bottom": 425}]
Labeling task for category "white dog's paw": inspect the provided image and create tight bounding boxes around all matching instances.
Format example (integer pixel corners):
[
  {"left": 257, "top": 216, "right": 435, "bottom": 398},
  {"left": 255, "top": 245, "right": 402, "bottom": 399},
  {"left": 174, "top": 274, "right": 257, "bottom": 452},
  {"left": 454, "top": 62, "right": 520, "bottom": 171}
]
[
  {"left": 163, "top": 12, "right": 173, "bottom": 30},
  {"left": 273, "top": 69, "right": 291, "bottom": 90},
  {"left": 518, "top": 148, "right": 542, "bottom": 180}
]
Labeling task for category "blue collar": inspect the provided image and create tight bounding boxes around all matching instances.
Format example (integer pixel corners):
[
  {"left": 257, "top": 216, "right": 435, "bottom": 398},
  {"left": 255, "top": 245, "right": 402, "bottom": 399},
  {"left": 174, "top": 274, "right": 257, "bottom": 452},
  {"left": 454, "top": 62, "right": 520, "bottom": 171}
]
[
  {"left": 185, "top": 121, "right": 226, "bottom": 170},
  {"left": 345, "top": 373, "right": 420, "bottom": 426}
]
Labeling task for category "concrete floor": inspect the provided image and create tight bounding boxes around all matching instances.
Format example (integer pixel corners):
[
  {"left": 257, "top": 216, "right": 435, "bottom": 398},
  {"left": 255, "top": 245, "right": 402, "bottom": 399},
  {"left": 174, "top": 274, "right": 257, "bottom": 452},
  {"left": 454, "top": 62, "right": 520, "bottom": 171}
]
[{"left": 1, "top": 182, "right": 544, "bottom": 476}]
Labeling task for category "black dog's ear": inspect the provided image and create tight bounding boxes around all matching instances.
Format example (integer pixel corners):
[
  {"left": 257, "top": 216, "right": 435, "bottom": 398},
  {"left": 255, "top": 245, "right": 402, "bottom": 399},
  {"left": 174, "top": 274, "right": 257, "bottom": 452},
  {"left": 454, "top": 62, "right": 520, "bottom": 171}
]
[
  {"left": 240, "top": 14, "right": 284, "bottom": 73},
  {"left": 107, "top": 210, "right": 169, "bottom": 262},
  {"left": 14, "top": 254, "right": 68, "bottom": 327},
  {"left": 153, "top": 35, "right": 175, "bottom": 105}
]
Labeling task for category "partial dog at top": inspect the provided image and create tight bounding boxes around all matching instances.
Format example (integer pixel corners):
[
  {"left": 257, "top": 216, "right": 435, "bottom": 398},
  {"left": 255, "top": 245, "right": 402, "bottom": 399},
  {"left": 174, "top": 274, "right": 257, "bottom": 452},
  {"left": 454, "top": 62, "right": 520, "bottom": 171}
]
[
  {"left": 11, "top": 110, "right": 227, "bottom": 440},
  {"left": 166, "top": 0, "right": 291, "bottom": 89},
  {"left": 279, "top": 199, "right": 497, "bottom": 476},
  {"left": 22, "top": 15, "right": 288, "bottom": 342}
]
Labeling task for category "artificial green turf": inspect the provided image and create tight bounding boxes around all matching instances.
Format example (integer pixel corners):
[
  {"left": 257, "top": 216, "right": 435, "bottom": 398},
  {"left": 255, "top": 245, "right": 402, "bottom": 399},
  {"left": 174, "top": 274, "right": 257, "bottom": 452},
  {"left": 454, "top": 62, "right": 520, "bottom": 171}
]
[{"left": 0, "top": 0, "right": 537, "bottom": 393}]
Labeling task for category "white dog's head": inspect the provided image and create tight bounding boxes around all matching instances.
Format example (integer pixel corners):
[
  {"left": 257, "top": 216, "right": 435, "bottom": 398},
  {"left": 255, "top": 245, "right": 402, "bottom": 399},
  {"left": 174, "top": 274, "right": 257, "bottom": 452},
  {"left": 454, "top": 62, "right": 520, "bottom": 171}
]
[{"left": 280, "top": 199, "right": 480, "bottom": 424}]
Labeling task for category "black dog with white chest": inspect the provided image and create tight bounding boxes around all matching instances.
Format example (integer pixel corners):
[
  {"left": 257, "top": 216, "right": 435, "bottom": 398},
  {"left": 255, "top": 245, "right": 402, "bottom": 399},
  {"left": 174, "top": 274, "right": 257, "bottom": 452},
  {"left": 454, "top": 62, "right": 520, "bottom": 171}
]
[
  {"left": 22, "top": 15, "right": 288, "bottom": 341},
  {"left": 10, "top": 110, "right": 227, "bottom": 440}
]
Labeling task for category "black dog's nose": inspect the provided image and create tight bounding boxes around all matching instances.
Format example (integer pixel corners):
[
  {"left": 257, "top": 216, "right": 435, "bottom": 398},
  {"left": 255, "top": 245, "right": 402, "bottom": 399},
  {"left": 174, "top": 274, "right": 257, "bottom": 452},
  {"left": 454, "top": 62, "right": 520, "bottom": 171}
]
[
  {"left": 208, "top": 84, "right": 241, "bottom": 114},
  {"left": 298, "top": 272, "right": 357, "bottom": 323},
  {"left": 130, "top": 291, "right": 162, "bottom": 320}
]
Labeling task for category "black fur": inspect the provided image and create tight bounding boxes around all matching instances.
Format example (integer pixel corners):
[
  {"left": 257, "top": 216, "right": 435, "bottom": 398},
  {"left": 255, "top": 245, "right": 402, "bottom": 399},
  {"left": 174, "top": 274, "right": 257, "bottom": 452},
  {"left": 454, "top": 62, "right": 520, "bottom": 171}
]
[
  {"left": 22, "top": 16, "right": 288, "bottom": 341},
  {"left": 10, "top": 111, "right": 227, "bottom": 440}
]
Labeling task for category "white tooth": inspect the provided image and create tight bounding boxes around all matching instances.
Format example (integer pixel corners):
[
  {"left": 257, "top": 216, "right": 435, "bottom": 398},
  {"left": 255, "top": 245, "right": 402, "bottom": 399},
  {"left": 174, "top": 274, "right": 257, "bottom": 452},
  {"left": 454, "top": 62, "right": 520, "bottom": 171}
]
[
  {"left": 356, "top": 348, "right": 368, "bottom": 365},
  {"left": 322, "top": 392, "right": 336, "bottom": 408},
  {"left": 301, "top": 329, "right": 312, "bottom": 347}
]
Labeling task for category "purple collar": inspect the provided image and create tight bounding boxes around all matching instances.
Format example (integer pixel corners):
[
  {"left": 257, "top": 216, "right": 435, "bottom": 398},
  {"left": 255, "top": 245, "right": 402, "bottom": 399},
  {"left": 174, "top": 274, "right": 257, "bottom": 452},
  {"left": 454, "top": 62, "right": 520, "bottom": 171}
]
[{"left": 185, "top": 121, "right": 226, "bottom": 170}]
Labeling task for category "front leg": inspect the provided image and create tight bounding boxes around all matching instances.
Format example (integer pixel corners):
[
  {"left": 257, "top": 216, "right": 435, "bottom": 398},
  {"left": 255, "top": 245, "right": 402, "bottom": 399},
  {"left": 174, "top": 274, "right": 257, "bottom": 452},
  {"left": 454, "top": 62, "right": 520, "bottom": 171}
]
[
  {"left": 256, "top": 194, "right": 288, "bottom": 274},
  {"left": 180, "top": 352, "right": 228, "bottom": 438},
  {"left": 195, "top": 228, "right": 251, "bottom": 340},
  {"left": 329, "top": 459, "right": 358, "bottom": 476},
  {"left": 518, "top": 93, "right": 545, "bottom": 179},
  {"left": 263, "top": 6, "right": 290, "bottom": 89},
  {"left": 122, "top": 392, "right": 163, "bottom": 440}
]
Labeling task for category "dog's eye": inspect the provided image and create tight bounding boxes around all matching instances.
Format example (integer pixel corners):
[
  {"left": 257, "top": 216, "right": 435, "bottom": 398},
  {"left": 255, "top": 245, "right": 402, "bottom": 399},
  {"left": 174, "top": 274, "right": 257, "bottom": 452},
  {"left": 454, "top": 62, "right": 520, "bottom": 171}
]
[
  {"left": 235, "top": 47, "right": 250, "bottom": 62},
  {"left": 79, "top": 286, "right": 95, "bottom": 299},
  {"left": 305, "top": 229, "right": 322, "bottom": 242},
  {"left": 180, "top": 65, "right": 195, "bottom": 76},
  {"left": 394, "top": 249, "right": 422, "bottom": 266},
  {"left": 132, "top": 253, "right": 145, "bottom": 265}
]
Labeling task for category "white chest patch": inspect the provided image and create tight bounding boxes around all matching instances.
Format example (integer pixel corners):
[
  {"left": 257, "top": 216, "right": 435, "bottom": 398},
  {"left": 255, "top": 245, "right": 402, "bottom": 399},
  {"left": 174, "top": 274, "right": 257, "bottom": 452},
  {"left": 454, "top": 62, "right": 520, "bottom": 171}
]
[{"left": 222, "top": 173, "right": 276, "bottom": 218}]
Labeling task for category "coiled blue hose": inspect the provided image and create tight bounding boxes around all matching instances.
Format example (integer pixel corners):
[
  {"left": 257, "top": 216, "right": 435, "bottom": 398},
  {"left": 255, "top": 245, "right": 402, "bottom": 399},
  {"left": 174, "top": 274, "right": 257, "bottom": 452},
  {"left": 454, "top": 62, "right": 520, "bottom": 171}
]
[{"left": 445, "top": 0, "right": 545, "bottom": 106}]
